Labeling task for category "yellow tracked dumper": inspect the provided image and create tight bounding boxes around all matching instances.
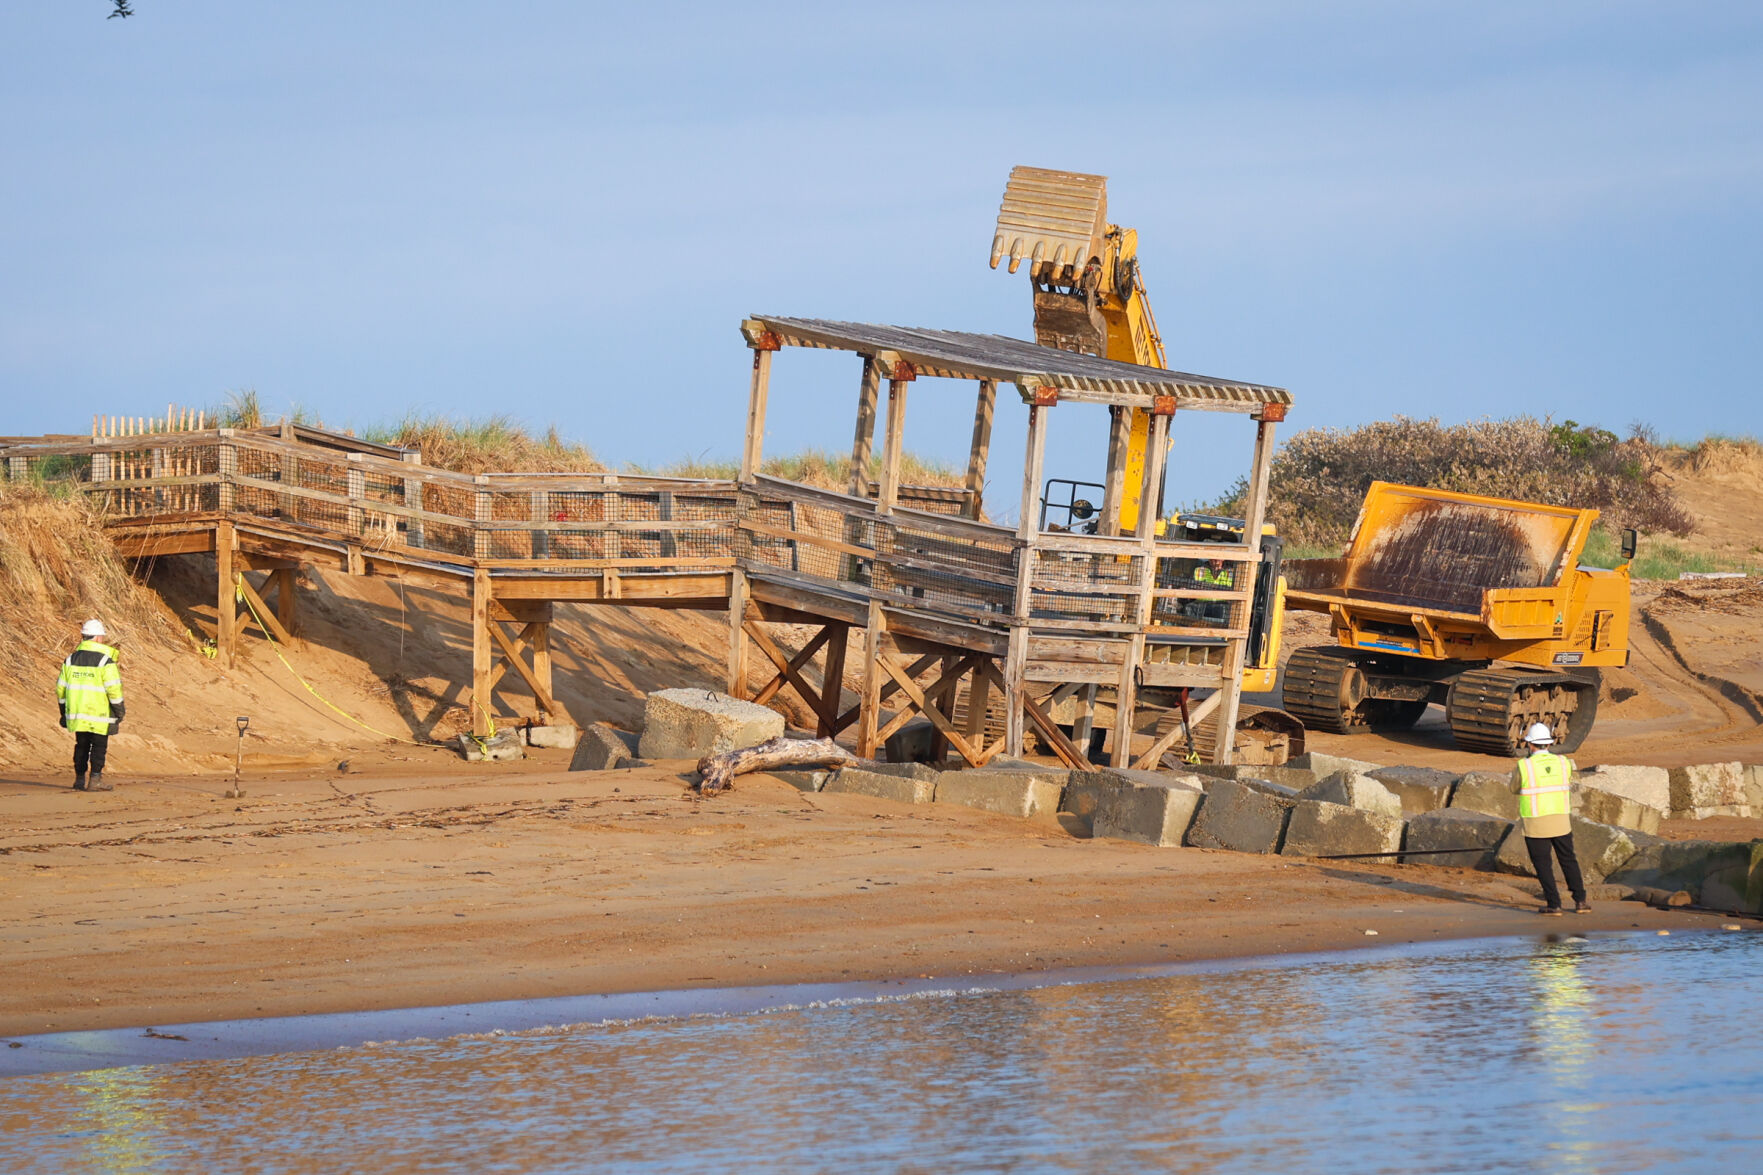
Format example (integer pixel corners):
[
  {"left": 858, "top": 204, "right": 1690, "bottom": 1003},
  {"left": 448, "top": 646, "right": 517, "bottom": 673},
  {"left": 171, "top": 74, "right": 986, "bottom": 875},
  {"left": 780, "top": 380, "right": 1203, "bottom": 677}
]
[{"left": 1280, "top": 482, "right": 1635, "bottom": 755}]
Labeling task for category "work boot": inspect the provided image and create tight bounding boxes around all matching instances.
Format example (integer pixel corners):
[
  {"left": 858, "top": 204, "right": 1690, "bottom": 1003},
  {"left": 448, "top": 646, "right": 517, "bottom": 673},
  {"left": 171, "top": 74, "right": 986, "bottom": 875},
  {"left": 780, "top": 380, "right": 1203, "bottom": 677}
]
[
  {"left": 1574, "top": 901, "right": 1592, "bottom": 914},
  {"left": 73, "top": 774, "right": 87, "bottom": 791},
  {"left": 88, "top": 772, "right": 112, "bottom": 792}
]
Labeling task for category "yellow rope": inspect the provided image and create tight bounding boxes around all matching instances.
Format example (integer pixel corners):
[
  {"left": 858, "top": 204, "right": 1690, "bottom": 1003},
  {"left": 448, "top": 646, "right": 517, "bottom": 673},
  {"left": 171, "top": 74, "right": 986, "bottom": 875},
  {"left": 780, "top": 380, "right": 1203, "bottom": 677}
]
[{"left": 232, "top": 572, "right": 440, "bottom": 748}]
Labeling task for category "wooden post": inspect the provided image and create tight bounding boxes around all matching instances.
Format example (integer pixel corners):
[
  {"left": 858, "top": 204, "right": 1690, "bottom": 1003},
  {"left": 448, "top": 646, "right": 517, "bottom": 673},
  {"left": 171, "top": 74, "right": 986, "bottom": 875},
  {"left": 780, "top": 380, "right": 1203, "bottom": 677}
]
[
  {"left": 964, "top": 655, "right": 993, "bottom": 751},
  {"left": 473, "top": 476, "right": 492, "bottom": 561},
  {"left": 1100, "top": 406, "right": 1132, "bottom": 536},
  {"left": 740, "top": 336, "right": 779, "bottom": 483},
  {"left": 726, "top": 568, "right": 750, "bottom": 699},
  {"left": 1006, "top": 397, "right": 1050, "bottom": 757},
  {"left": 850, "top": 355, "right": 880, "bottom": 498},
  {"left": 217, "top": 429, "right": 236, "bottom": 515},
  {"left": 275, "top": 568, "right": 297, "bottom": 637},
  {"left": 1112, "top": 407, "right": 1172, "bottom": 766},
  {"left": 819, "top": 622, "right": 850, "bottom": 738},
  {"left": 471, "top": 568, "right": 493, "bottom": 736},
  {"left": 530, "top": 490, "right": 549, "bottom": 559},
  {"left": 876, "top": 359, "right": 912, "bottom": 516},
  {"left": 1211, "top": 407, "right": 1282, "bottom": 764},
  {"left": 346, "top": 454, "right": 366, "bottom": 536},
  {"left": 216, "top": 520, "right": 237, "bottom": 668},
  {"left": 402, "top": 449, "right": 425, "bottom": 549},
  {"left": 532, "top": 620, "right": 554, "bottom": 721},
  {"left": 963, "top": 379, "right": 996, "bottom": 520},
  {"left": 857, "top": 599, "right": 886, "bottom": 758}
]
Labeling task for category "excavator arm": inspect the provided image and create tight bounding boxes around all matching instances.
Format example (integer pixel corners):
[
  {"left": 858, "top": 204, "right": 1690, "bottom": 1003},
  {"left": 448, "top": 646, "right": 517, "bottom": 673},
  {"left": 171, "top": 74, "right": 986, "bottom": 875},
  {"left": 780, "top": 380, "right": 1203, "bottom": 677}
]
[{"left": 991, "top": 166, "right": 1166, "bottom": 531}]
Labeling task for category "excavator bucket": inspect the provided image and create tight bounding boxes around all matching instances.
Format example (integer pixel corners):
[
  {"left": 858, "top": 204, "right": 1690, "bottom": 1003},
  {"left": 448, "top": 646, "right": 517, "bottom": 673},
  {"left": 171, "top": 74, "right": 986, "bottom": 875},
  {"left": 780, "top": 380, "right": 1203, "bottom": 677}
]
[{"left": 990, "top": 166, "right": 1109, "bottom": 276}]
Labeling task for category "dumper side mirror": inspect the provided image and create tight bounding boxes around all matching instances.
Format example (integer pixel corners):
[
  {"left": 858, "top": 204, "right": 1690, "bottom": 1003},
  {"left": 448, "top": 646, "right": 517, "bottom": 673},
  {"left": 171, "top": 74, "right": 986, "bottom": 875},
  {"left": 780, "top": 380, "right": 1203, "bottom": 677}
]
[{"left": 1620, "top": 528, "right": 1638, "bottom": 563}]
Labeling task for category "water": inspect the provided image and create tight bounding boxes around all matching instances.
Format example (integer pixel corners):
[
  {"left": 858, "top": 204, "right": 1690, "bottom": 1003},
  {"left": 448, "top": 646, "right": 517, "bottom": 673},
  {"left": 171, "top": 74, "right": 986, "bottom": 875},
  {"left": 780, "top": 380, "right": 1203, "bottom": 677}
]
[{"left": 2, "top": 931, "right": 1759, "bottom": 1173}]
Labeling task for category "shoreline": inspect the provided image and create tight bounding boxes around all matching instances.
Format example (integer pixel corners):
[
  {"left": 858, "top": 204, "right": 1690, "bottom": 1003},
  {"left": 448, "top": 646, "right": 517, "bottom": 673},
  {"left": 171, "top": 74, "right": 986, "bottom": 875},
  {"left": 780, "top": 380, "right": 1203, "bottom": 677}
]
[
  {"left": 1, "top": 929, "right": 1695, "bottom": 1077},
  {"left": 0, "top": 762, "right": 1742, "bottom": 1045}
]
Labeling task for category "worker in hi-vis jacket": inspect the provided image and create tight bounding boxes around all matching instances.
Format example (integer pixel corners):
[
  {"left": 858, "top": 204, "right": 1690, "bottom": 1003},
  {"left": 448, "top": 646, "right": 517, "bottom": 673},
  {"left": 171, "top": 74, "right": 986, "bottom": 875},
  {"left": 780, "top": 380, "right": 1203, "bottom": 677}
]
[{"left": 57, "top": 618, "right": 125, "bottom": 792}]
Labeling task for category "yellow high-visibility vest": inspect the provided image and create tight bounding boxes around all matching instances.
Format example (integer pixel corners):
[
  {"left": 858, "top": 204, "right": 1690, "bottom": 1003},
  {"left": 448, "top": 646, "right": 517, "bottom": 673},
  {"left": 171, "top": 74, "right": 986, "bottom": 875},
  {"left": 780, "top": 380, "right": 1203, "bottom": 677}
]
[
  {"left": 1517, "top": 751, "right": 1572, "bottom": 820},
  {"left": 56, "top": 640, "right": 124, "bottom": 735}
]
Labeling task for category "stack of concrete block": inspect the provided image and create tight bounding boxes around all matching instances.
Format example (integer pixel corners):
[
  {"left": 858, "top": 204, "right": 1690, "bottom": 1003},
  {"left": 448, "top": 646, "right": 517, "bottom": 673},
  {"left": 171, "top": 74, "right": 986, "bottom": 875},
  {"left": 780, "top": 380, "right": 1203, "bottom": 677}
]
[
  {"left": 1185, "top": 778, "right": 1294, "bottom": 854},
  {"left": 1608, "top": 839, "right": 1763, "bottom": 913},
  {"left": 570, "top": 723, "right": 640, "bottom": 771},
  {"left": 935, "top": 765, "right": 1068, "bottom": 821},
  {"left": 1368, "top": 766, "right": 1459, "bottom": 815},
  {"left": 1402, "top": 809, "right": 1510, "bottom": 868},
  {"left": 1280, "top": 800, "right": 1404, "bottom": 859},
  {"left": 1449, "top": 770, "right": 1519, "bottom": 821},
  {"left": 1298, "top": 771, "right": 1404, "bottom": 820},
  {"left": 637, "top": 689, "right": 785, "bottom": 760},
  {"left": 770, "top": 770, "right": 832, "bottom": 792},
  {"left": 525, "top": 724, "right": 580, "bottom": 750},
  {"left": 1060, "top": 768, "right": 1206, "bottom": 846},
  {"left": 1577, "top": 764, "right": 1670, "bottom": 814},
  {"left": 1667, "top": 762, "right": 1751, "bottom": 820},
  {"left": 823, "top": 765, "right": 936, "bottom": 804}
]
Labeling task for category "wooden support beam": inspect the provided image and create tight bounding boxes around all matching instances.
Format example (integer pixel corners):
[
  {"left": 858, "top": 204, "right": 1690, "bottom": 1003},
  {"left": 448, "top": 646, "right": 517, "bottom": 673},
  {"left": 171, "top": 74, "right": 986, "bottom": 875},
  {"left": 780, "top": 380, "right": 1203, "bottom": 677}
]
[
  {"left": 850, "top": 356, "right": 880, "bottom": 498},
  {"left": 726, "top": 568, "right": 750, "bottom": 699},
  {"left": 274, "top": 567, "right": 297, "bottom": 638},
  {"left": 1017, "top": 686, "right": 1091, "bottom": 770},
  {"left": 871, "top": 652, "right": 976, "bottom": 746},
  {"left": 235, "top": 571, "right": 294, "bottom": 646},
  {"left": 739, "top": 347, "right": 774, "bottom": 483},
  {"left": 1211, "top": 414, "right": 1278, "bottom": 765},
  {"left": 963, "top": 379, "right": 996, "bottom": 521},
  {"left": 877, "top": 370, "right": 909, "bottom": 515},
  {"left": 216, "top": 520, "right": 237, "bottom": 669},
  {"left": 489, "top": 619, "right": 559, "bottom": 715},
  {"left": 471, "top": 568, "right": 492, "bottom": 736},
  {"left": 856, "top": 599, "right": 885, "bottom": 757},
  {"left": 835, "top": 650, "right": 937, "bottom": 735},
  {"left": 531, "top": 621, "right": 553, "bottom": 719},
  {"left": 874, "top": 649, "right": 985, "bottom": 766},
  {"left": 819, "top": 622, "right": 850, "bottom": 738},
  {"left": 746, "top": 620, "right": 832, "bottom": 716}
]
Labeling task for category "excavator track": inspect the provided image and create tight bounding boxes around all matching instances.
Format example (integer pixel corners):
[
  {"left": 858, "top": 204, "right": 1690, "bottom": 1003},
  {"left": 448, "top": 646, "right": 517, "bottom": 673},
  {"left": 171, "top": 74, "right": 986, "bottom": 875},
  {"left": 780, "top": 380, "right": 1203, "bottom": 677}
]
[
  {"left": 1445, "top": 667, "right": 1600, "bottom": 756},
  {"left": 1281, "top": 647, "right": 1427, "bottom": 733}
]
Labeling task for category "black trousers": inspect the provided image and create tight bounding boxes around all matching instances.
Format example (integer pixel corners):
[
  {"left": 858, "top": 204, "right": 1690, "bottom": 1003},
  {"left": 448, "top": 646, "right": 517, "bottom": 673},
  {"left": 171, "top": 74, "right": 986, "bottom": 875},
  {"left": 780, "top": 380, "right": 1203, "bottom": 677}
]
[
  {"left": 72, "top": 731, "right": 109, "bottom": 777},
  {"left": 1525, "top": 834, "right": 1586, "bottom": 907}
]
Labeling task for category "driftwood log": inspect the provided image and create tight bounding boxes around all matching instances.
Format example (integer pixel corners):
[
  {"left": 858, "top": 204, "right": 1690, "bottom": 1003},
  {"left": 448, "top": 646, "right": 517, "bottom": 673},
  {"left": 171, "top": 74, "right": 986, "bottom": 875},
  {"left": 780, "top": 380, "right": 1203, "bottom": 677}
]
[
  {"left": 696, "top": 736, "right": 857, "bottom": 794},
  {"left": 1627, "top": 886, "right": 1693, "bottom": 909}
]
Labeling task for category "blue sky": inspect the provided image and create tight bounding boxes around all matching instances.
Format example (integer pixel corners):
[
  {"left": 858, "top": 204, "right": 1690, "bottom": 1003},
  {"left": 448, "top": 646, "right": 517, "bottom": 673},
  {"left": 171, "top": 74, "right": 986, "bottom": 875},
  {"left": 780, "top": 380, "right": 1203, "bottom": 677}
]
[{"left": 4, "top": 2, "right": 1759, "bottom": 517}]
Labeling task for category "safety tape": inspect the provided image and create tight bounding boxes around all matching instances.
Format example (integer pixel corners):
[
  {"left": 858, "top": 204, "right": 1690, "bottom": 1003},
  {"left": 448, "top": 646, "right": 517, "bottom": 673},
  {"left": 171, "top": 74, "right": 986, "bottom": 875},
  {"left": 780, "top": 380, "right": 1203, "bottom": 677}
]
[{"left": 232, "top": 572, "right": 442, "bottom": 749}]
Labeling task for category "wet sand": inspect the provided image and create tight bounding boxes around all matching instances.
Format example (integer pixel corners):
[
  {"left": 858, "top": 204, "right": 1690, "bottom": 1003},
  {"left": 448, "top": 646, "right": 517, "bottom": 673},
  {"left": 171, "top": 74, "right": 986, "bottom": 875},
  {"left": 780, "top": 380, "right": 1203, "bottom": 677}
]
[{"left": 0, "top": 759, "right": 1739, "bottom": 1040}]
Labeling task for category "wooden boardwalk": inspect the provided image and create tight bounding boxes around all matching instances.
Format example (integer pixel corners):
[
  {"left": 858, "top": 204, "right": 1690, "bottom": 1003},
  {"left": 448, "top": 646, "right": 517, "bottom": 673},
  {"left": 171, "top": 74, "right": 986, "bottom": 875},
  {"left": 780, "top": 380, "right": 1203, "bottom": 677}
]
[{"left": 3, "top": 319, "right": 1291, "bottom": 766}]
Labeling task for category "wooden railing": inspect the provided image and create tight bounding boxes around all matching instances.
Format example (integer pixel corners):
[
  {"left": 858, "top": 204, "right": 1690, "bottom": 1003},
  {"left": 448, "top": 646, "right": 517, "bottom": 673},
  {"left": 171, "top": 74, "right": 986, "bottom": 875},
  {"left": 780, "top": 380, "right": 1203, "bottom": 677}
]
[{"left": 1, "top": 430, "right": 1259, "bottom": 648}]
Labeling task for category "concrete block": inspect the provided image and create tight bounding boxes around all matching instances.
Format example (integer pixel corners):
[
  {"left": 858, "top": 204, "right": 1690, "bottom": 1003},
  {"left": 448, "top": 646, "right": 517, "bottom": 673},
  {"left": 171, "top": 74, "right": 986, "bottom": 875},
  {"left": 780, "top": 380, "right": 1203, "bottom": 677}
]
[
  {"left": 863, "top": 761, "right": 944, "bottom": 783},
  {"left": 883, "top": 718, "right": 940, "bottom": 764},
  {"left": 1093, "top": 777, "right": 1206, "bottom": 848},
  {"left": 1289, "top": 751, "right": 1383, "bottom": 778},
  {"left": 1608, "top": 839, "right": 1762, "bottom": 913},
  {"left": 934, "top": 770, "right": 1064, "bottom": 821},
  {"left": 1667, "top": 762, "right": 1751, "bottom": 819},
  {"left": 1577, "top": 764, "right": 1670, "bottom": 813},
  {"left": 1280, "top": 800, "right": 1404, "bottom": 859},
  {"left": 570, "top": 723, "right": 637, "bottom": 772},
  {"left": 823, "top": 767, "right": 936, "bottom": 805},
  {"left": 637, "top": 689, "right": 785, "bottom": 761},
  {"left": 770, "top": 770, "right": 830, "bottom": 792},
  {"left": 457, "top": 730, "right": 524, "bottom": 762},
  {"left": 1578, "top": 786, "right": 1662, "bottom": 836},
  {"left": 1367, "top": 766, "right": 1460, "bottom": 815},
  {"left": 1450, "top": 770, "right": 1519, "bottom": 821},
  {"left": 1745, "top": 765, "right": 1763, "bottom": 813},
  {"left": 1402, "top": 809, "right": 1511, "bottom": 868},
  {"left": 1185, "top": 779, "right": 1294, "bottom": 854},
  {"left": 1061, "top": 768, "right": 1171, "bottom": 836},
  {"left": 1188, "top": 764, "right": 1320, "bottom": 790},
  {"left": 1570, "top": 817, "right": 1640, "bottom": 884},
  {"left": 1299, "top": 770, "right": 1403, "bottom": 820},
  {"left": 525, "top": 724, "right": 580, "bottom": 750},
  {"left": 1237, "top": 777, "right": 1304, "bottom": 800}
]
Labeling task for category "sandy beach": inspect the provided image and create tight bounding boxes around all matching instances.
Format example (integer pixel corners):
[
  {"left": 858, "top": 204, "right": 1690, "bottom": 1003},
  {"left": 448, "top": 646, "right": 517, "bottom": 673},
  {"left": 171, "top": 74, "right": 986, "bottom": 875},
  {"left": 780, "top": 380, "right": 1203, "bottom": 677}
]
[{"left": 0, "top": 755, "right": 1742, "bottom": 1040}]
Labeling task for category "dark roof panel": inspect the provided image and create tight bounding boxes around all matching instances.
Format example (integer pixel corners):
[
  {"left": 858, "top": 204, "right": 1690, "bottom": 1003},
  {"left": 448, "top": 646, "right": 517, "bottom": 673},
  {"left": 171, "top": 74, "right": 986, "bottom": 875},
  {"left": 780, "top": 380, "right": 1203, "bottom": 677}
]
[{"left": 744, "top": 316, "right": 1290, "bottom": 411}]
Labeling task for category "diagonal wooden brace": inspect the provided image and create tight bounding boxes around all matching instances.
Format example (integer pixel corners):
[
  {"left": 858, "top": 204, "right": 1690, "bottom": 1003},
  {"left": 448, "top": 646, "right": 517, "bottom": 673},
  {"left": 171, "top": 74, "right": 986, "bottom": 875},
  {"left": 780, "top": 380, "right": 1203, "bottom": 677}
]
[
  {"left": 876, "top": 649, "right": 985, "bottom": 766},
  {"left": 1132, "top": 690, "right": 1222, "bottom": 770},
  {"left": 489, "top": 619, "right": 558, "bottom": 715}
]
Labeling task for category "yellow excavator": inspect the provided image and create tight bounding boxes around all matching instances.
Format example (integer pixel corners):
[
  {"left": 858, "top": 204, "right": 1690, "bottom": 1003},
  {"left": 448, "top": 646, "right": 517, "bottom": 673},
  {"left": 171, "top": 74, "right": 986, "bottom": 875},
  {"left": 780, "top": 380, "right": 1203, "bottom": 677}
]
[{"left": 991, "top": 166, "right": 1301, "bottom": 761}]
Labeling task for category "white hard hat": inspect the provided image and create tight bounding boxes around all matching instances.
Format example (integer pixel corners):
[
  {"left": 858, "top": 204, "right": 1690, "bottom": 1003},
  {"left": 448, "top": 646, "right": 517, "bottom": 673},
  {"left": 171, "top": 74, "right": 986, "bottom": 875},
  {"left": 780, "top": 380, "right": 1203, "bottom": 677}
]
[
  {"left": 81, "top": 619, "right": 107, "bottom": 638},
  {"left": 1523, "top": 722, "right": 1555, "bottom": 746}
]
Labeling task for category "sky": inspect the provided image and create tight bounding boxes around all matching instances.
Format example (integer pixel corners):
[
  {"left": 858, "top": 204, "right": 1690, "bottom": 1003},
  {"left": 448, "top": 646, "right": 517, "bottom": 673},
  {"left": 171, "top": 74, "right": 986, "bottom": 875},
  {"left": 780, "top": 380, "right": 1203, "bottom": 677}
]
[{"left": 3, "top": 2, "right": 1760, "bottom": 520}]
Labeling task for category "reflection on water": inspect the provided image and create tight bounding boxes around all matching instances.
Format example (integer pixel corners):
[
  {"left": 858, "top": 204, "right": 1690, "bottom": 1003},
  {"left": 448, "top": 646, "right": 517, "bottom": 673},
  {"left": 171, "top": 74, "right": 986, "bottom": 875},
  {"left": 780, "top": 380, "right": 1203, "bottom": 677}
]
[{"left": 3, "top": 932, "right": 1760, "bottom": 1173}]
